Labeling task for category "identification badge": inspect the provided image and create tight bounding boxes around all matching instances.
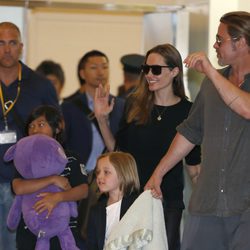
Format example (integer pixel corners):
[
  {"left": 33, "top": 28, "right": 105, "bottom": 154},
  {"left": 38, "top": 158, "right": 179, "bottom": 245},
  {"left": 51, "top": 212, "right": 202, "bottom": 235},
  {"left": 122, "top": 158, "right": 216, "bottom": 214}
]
[{"left": 0, "top": 130, "right": 17, "bottom": 144}]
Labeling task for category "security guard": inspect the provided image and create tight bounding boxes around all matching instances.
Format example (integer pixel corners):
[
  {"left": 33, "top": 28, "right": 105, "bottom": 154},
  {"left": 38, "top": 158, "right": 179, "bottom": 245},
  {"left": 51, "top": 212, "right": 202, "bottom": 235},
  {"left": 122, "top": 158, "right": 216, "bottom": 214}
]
[{"left": 118, "top": 54, "right": 145, "bottom": 98}]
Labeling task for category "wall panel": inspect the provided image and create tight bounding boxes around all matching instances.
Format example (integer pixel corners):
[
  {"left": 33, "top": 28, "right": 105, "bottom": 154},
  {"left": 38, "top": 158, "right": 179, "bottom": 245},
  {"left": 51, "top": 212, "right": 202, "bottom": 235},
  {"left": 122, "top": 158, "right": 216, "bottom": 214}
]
[{"left": 27, "top": 10, "right": 143, "bottom": 96}]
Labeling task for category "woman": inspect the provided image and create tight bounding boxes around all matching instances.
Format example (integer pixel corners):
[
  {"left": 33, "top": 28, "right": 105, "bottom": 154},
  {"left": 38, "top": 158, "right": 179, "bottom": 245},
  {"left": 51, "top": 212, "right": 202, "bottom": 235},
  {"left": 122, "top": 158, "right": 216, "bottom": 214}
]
[{"left": 94, "top": 44, "right": 201, "bottom": 250}]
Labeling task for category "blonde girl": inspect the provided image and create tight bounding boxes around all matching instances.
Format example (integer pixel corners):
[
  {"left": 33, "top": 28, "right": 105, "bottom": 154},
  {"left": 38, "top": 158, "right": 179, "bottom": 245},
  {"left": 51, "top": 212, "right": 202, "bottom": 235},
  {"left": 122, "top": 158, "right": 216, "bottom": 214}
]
[{"left": 87, "top": 151, "right": 140, "bottom": 250}]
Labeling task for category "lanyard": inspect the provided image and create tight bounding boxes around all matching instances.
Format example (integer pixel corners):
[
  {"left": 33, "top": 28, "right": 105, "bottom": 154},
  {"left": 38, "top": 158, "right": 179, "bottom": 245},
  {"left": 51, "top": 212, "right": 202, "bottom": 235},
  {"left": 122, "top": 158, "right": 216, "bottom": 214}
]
[{"left": 0, "top": 63, "right": 21, "bottom": 130}]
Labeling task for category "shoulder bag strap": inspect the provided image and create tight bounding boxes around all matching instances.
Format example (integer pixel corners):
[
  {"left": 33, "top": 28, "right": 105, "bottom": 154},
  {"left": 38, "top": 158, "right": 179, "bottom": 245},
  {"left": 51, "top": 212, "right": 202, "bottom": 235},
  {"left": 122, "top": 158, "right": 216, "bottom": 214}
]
[{"left": 71, "top": 98, "right": 103, "bottom": 137}]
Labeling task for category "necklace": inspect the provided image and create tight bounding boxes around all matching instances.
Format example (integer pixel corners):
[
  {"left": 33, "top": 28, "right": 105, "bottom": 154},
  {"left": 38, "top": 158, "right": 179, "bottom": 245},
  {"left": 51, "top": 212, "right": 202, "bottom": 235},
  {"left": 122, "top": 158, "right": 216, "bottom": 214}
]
[
  {"left": 238, "top": 80, "right": 244, "bottom": 87},
  {"left": 155, "top": 105, "right": 168, "bottom": 121}
]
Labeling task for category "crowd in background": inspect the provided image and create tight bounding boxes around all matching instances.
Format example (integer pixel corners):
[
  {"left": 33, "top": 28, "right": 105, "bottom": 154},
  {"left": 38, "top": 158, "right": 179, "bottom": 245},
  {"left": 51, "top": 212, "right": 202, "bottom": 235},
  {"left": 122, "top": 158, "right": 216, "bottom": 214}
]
[{"left": 1, "top": 10, "right": 250, "bottom": 250}]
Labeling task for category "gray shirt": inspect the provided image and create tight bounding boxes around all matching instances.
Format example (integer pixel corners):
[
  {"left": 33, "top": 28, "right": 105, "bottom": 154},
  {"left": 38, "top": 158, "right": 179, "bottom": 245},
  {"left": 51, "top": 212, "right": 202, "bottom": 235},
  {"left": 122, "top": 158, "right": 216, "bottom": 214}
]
[{"left": 178, "top": 66, "right": 250, "bottom": 217}]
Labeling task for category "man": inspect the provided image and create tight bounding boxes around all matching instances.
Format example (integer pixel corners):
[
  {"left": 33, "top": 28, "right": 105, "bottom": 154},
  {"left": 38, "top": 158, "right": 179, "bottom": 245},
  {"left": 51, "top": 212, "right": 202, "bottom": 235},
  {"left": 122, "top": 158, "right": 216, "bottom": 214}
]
[
  {"left": 117, "top": 53, "right": 145, "bottom": 98},
  {"left": 145, "top": 11, "right": 250, "bottom": 250},
  {"left": 61, "top": 50, "right": 124, "bottom": 234},
  {"left": 61, "top": 50, "right": 124, "bottom": 171},
  {"left": 0, "top": 22, "right": 58, "bottom": 250},
  {"left": 36, "top": 60, "right": 65, "bottom": 103}
]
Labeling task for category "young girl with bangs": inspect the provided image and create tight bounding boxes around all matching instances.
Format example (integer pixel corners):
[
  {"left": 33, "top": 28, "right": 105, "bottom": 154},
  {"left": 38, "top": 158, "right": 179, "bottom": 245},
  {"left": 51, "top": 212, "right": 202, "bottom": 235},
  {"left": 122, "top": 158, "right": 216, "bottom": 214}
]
[{"left": 86, "top": 151, "right": 140, "bottom": 250}]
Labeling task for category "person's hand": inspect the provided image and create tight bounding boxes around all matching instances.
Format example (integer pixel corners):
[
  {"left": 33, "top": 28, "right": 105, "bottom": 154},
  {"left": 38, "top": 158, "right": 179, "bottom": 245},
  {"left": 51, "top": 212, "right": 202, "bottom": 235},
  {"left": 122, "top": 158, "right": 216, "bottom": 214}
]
[
  {"left": 33, "top": 192, "right": 61, "bottom": 219},
  {"left": 144, "top": 171, "right": 163, "bottom": 200},
  {"left": 184, "top": 52, "right": 214, "bottom": 75},
  {"left": 94, "top": 84, "right": 114, "bottom": 121},
  {"left": 186, "top": 164, "right": 201, "bottom": 185},
  {"left": 52, "top": 176, "right": 71, "bottom": 191}
]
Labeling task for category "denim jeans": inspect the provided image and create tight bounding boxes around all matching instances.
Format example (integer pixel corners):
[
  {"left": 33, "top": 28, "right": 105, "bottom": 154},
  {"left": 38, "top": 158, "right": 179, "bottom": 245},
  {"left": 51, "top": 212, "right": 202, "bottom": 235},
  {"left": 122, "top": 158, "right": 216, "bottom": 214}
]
[{"left": 0, "top": 182, "right": 16, "bottom": 250}]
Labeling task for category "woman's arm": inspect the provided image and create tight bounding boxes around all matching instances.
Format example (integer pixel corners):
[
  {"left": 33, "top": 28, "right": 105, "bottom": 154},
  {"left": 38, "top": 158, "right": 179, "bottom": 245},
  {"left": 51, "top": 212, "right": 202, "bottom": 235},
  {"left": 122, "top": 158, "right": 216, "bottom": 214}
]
[{"left": 94, "top": 84, "right": 116, "bottom": 151}]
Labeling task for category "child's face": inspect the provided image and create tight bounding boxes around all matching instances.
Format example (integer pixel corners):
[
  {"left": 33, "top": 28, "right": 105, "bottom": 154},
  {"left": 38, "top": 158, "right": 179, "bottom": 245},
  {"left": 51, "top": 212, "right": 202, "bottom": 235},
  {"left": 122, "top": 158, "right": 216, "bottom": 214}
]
[
  {"left": 28, "top": 115, "right": 53, "bottom": 138},
  {"left": 96, "top": 156, "right": 120, "bottom": 195}
]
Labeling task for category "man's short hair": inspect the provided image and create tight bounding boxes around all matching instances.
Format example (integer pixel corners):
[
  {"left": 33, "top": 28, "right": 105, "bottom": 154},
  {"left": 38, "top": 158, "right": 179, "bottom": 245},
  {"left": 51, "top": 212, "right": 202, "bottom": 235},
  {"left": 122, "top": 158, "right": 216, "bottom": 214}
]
[{"left": 77, "top": 50, "right": 109, "bottom": 86}]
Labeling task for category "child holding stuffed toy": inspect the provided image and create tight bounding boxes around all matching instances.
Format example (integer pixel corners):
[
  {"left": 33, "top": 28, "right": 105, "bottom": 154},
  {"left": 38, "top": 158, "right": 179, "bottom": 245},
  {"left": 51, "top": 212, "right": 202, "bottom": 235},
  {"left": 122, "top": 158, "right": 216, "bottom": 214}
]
[
  {"left": 86, "top": 151, "right": 140, "bottom": 250},
  {"left": 11, "top": 105, "right": 88, "bottom": 250}
]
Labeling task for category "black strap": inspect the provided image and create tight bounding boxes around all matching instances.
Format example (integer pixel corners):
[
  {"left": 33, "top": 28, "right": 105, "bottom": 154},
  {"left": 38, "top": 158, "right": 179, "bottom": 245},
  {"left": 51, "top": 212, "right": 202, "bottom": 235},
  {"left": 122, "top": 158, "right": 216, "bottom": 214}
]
[
  {"left": 71, "top": 98, "right": 103, "bottom": 137},
  {"left": 3, "top": 89, "right": 25, "bottom": 135}
]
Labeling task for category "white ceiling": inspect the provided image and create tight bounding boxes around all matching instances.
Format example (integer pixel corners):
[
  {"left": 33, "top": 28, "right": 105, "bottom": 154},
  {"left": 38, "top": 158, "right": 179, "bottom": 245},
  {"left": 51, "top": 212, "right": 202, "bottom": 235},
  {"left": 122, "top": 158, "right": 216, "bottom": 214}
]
[
  {"left": 49, "top": 0, "right": 207, "bottom": 4},
  {"left": 0, "top": 0, "right": 208, "bottom": 13}
]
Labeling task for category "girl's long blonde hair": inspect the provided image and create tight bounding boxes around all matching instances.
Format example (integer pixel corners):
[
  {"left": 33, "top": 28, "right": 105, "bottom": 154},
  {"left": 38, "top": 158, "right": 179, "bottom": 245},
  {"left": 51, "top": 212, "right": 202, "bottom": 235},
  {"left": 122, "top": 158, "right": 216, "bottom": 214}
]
[{"left": 97, "top": 151, "right": 140, "bottom": 196}]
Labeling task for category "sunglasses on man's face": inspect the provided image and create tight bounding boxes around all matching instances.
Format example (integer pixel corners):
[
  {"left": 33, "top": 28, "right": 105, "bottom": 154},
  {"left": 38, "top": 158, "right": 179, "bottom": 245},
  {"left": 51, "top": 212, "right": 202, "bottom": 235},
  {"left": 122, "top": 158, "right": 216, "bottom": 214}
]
[{"left": 141, "top": 64, "right": 172, "bottom": 75}]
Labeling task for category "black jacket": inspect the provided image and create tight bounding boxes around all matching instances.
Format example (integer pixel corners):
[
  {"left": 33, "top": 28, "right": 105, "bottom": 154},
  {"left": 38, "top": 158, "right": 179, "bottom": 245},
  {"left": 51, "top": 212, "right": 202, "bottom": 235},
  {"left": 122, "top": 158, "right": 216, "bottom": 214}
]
[
  {"left": 61, "top": 93, "right": 125, "bottom": 165},
  {"left": 87, "top": 192, "right": 139, "bottom": 250}
]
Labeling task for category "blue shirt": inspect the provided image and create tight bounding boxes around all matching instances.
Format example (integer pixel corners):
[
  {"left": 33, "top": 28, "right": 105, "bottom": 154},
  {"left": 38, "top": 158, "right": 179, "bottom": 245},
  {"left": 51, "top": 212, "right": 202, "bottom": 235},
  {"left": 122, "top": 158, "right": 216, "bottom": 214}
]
[{"left": 85, "top": 93, "right": 105, "bottom": 172}]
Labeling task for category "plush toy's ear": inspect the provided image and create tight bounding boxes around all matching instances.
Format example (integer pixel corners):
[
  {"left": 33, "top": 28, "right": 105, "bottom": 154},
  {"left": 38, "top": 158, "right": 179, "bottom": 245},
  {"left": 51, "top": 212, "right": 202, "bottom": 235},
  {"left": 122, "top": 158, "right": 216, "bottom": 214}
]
[{"left": 4, "top": 144, "right": 17, "bottom": 162}]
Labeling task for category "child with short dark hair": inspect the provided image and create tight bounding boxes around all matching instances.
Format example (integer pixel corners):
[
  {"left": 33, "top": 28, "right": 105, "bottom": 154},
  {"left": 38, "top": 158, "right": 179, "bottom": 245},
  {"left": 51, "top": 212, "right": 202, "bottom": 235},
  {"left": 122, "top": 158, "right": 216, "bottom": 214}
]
[{"left": 12, "top": 105, "right": 88, "bottom": 250}]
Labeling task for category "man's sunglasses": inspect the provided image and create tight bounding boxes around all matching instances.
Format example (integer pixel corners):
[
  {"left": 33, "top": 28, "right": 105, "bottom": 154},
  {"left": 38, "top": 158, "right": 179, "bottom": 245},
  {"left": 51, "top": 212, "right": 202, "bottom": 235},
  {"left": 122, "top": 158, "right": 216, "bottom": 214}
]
[{"left": 141, "top": 64, "right": 172, "bottom": 75}]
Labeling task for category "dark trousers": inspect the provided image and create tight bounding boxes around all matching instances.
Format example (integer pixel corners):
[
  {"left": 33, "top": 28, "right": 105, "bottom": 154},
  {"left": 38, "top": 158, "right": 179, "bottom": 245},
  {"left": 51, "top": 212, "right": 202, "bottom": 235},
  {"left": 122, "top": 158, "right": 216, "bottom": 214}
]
[
  {"left": 164, "top": 207, "right": 183, "bottom": 250},
  {"left": 16, "top": 217, "right": 84, "bottom": 250}
]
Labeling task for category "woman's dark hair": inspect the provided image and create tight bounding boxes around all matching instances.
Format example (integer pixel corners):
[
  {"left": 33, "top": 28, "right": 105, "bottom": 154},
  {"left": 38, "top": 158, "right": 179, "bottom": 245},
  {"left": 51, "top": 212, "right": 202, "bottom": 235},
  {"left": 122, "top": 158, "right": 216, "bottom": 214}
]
[
  {"left": 127, "top": 43, "right": 186, "bottom": 125},
  {"left": 25, "top": 105, "right": 64, "bottom": 144}
]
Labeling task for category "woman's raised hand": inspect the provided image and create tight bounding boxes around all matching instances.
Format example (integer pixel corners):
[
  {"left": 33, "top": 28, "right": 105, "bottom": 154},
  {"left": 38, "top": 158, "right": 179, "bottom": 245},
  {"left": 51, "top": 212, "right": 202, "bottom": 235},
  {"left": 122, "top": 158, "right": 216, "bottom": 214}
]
[{"left": 94, "top": 83, "right": 115, "bottom": 120}]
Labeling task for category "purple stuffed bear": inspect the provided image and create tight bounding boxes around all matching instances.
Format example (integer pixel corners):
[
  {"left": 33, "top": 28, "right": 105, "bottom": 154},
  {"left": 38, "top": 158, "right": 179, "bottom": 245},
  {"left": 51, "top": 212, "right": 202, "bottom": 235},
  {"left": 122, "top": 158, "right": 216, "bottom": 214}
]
[{"left": 4, "top": 134, "right": 79, "bottom": 250}]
